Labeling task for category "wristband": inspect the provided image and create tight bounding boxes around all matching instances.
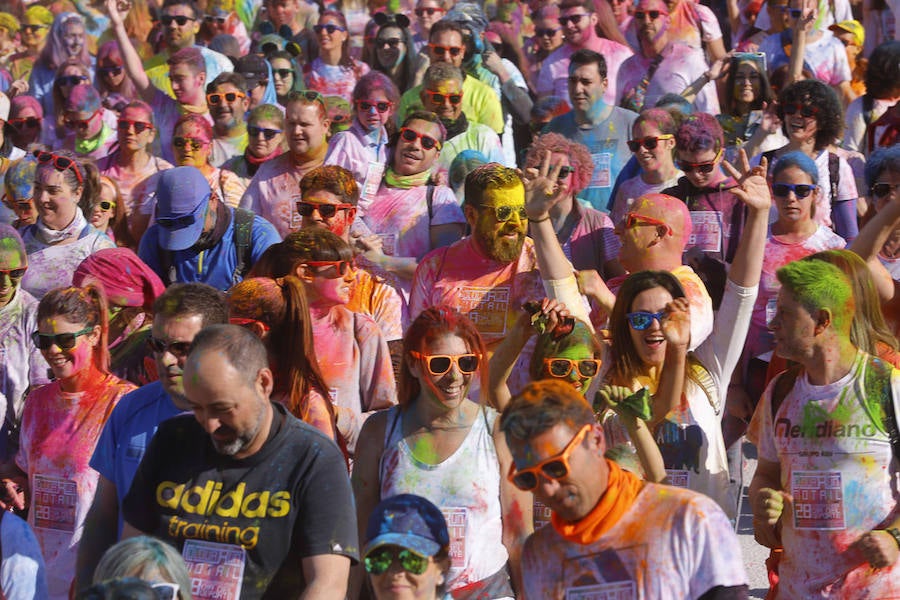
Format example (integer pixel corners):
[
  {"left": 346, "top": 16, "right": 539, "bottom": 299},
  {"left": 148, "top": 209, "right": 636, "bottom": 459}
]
[
  {"left": 528, "top": 215, "right": 551, "bottom": 223},
  {"left": 887, "top": 527, "right": 900, "bottom": 550}
]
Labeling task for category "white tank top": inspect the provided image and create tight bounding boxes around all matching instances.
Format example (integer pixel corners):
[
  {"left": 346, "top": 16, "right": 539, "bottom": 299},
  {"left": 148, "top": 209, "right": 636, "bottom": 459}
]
[{"left": 380, "top": 405, "right": 508, "bottom": 590}]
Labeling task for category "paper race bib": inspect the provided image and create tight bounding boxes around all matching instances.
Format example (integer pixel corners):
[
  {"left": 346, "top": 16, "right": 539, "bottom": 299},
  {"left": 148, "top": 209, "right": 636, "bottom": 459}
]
[
  {"left": 766, "top": 296, "right": 778, "bottom": 330},
  {"left": 32, "top": 474, "right": 77, "bottom": 532},
  {"left": 378, "top": 233, "right": 397, "bottom": 256},
  {"left": 289, "top": 194, "right": 304, "bottom": 230},
  {"left": 665, "top": 470, "right": 691, "bottom": 488},
  {"left": 688, "top": 211, "right": 723, "bottom": 253},
  {"left": 441, "top": 507, "right": 468, "bottom": 569},
  {"left": 791, "top": 470, "right": 845, "bottom": 530},
  {"left": 457, "top": 286, "right": 510, "bottom": 336},
  {"left": 534, "top": 500, "right": 553, "bottom": 530},
  {"left": 590, "top": 153, "right": 612, "bottom": 189},
  {"left": 362, "top": 162, "right": 385, "bottom": 201},
  {"left": 182, "top": 540, "right": 246, "bottom": 600},
  {"left": 565, "top": 581, "right": 636, "bottom": 599}
]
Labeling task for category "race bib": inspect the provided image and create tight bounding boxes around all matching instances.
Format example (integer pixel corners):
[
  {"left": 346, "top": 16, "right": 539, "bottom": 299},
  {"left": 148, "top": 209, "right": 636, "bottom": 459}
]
[
  {"left": 766, "top": 296, "right": 778, "bottom": 329},
  {"left": 665, "top": 470, "right": 690, "bottom": 489},
  {"left": 457, "top": 286, "right": 510, "bottom": 336},
  {"left": 590, "top": 153, "right": 612, "bottom": 189},
  {"left": 32, "top": 474, "right": 77, "bottom": 532},
  {"left": 687, "top": 211, "right": 722, "bottom": 253},
  {"left": 441, "top": 507, "right": 468, "bottom": 569},
  {"left": 362, "top": 162, "right": 385, "bottom": 201},
  {"left": 289, "top": 194, "right": 304, "bottom": 230},
  {"left": 566, "top": 581, "right": 636, "bottom": 599},
  {"left": 792, "top": 470, "right": 845, "bottom": 530},
  {"left": 182, "top": 540, "right": 246, "bottom": 600},
  {"left": 378, "top": 233, "right": 397, "bottom": 256},
  {"left": 534, "top": 500, "right": 553, "bottom": 530}
]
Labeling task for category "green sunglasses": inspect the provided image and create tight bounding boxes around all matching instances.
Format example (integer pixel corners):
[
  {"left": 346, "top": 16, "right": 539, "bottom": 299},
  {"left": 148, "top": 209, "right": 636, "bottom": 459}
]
[{"left": 364, "top": 547, "right": 429, "bottom": 575}]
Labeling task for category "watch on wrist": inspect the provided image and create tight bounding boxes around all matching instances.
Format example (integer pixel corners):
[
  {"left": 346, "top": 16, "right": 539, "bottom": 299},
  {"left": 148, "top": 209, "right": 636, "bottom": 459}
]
[{"left": 886, "top": 527, "right": 900, "bottom": 550}]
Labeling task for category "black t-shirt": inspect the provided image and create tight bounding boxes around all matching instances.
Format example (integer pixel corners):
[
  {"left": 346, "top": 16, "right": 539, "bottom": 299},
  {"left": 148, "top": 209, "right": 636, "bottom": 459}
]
[{"left": 123, "top": 402, "right": 358, "bottom": 599}]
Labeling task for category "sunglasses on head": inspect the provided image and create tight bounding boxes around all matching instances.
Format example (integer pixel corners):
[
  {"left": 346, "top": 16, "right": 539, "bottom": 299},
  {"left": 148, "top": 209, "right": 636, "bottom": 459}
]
[
  {"left": 676, "top": 150, "right": 722, "bottom": 174},
  {"left": 415, "top": 6, "right": 445, "bottom": 16},
  {"left": 8, "top": 116, "right": 40, "bottom": 129},
  {"left": 147, "top": 335, "right": 192, "bottom": 357},
  {"left": 627, "top": 134, "right": 674, "bottom": 152},
  {"left": 782, "top": 103, "right": 818, "bottom": 118},
  {"left": 428, "top": 43, "right": 464, "bottom": 57},
  {"left": 314, "top": 23, "right": 346, "bottom": 34},
  {"left": 559, "top": 13, "right": 588, "bottom": 26},
  {"left": 544, "top": 357, "right": 601, "bottom": 379},
  {"left": 0, "top": 267, "right": 26, "bottom": 279},
  {"left": 204, "top": 15, "right": 226, "bottom": 23},
  {"left": 65, "top": 109, "right": 101, "bottom": 130},
  {"left": 207, "top": 91, "right": 246, "bottom": 105},
  {"left": 508, "top": 424, "right": 591, "bottom": 491},
  {"left": 364, "top": 547, "right": 429, "bottom": 575},
  {"left": 399, "top": 127, "right": 442, "bottom": 150},
  {"left": 57, "top": 74, "right": 88, "bottom": 87},
  {"left": 33, "top": 150, "right": 83, "bottom": 185},
  {"left": 626, "top": 310, "right": 666, "bottom": 330},
  {"left": 117, "top": 119, "right": 153, "bottom": 133},
  {"left": 377, "top": 37, "right": 403, "bottom": 48},
  {"left": 173, "top": 137, "right": 205, "bottom": 150},
  {"left": 248, "top": 125, "right": 282, "bottom": 140},
  {"left": 425, "top": 90, "right": 463, "bottom": 105},
  {"left": 296, "top": 201, "right": 354, "bottom": 218},
  {"left": 623, "top": 212, "right": 674, "bottom": 236},
  {"left": 634, "top": 9, "right": 665, "bottom": 19},
  {"left": 356, "top": 99, "right": 392, "bottom": 113},
  {"left": 486, "top": 204, "right": 527, "bottom": 222},
  {"left": 32, "top": 327, "right": 94, "bottom": 350},
  {"left": 535, "top": 27, "right": 562, "bottom": 37},
  {"left": 272, "top": 68, "right": 293, "bottom": 79},
  {"left": 303, "top": 259, "right": 354, "bottom": 278},
  {"left": 772, "top": 183, "right": 815, "bottom": 198},
  {"left": 871, "top": 183, "right": 900, "bottom": 198},
  {"left": 409, "top": 351, "right": 480, "bottom": 375},
  {"left": 160, "top": 14, "right": 195, "bottom": 26}
]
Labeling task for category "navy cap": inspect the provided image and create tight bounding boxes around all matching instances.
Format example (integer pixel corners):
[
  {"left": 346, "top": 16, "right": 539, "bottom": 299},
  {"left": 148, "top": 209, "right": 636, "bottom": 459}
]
[
  {"left": 154, "top": 167, "right": 211, "bottom": 251},
  {"left": 364, "top": 494, "right": 449, "bottom": 558}
]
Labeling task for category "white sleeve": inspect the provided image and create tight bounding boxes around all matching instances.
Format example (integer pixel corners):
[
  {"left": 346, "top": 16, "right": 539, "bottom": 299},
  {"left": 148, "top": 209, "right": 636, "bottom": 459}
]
[
  {"left": 542, "top": 275, "right": 595, "bottom": 333},
  {"left": 694, "top": 280, "right": 758, "bottom": 388},
  {"left": 843, "top": 97, "right": 866, "bottom": 153},
  {"left": 0, "top": 513, "right": 48, "bottom": 600}
]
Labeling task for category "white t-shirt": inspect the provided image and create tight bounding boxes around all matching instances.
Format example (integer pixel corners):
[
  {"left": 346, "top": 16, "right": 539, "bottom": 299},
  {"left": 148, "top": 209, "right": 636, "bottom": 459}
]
[{"left": 757, "top": 30, "right": 851, "bottom": 86}]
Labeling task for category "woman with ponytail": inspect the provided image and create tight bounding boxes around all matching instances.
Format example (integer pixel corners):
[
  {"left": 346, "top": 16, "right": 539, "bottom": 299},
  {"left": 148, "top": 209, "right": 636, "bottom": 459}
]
[{"left": 6, "top": 284, "right": 136, "bottom": 600}]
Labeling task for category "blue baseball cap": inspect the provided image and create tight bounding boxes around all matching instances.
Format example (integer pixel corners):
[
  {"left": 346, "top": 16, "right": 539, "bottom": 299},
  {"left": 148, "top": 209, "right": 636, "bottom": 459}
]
[
  {"left": 364, "top": 494, "right": 449, "bottom": 558},
  {"left": 154, "top": 167, "right": 211, "bottom": 251}
]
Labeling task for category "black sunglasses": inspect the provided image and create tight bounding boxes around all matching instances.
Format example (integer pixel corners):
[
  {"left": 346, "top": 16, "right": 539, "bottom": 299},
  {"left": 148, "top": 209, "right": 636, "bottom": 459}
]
[
  {"left": 557, "top": 166, "right": 575, "bottom": 179},
  {"left": 772, "top": 183, "right": 815, "bottom": 198},
  {"left": 559, "top": 14, "right": 588, "bottom": 26},
  {"left": 376, "top": 37, "right": 403, "bottom": 48},
  {"left": 173, "top": 137, "right": 205, "bottom": 150},
  {"left": 627, "top": 134, "right": 673, "bottom": 152},
  {"left": 296, "top": 201, "right": 354, "bottom": 218},
  {"left": 314, "top": 23, "right": 346, "bottom": 34},
  {"left": 634, "top": 10, "right": 664, "bottom": 19},
  {"left": 535, "top": 27, "right": 561, "bottom": 37},
  {"left": 21, "top": 24, "right": 47, "bottom": 33},
  {"left": 782, "top": 103, "right": 819, "bottom": 118},
  {"left": 57, "top": 75, "right": 88, "bottom": 86},
  {"left": 676, "top": 152, "right": 721, "bottom": 174},
  {"left": 148, "top": 336, "right": 192, "bottom": 357},
  {"left": 272, "top": 68, "right": 293, "bottom": 79},
  {"left": 160, "top": 14, "right": 195, "bottom": 26},
  {"left": 32, "top": 327, "right": 94, "bottom": 350},
  {"left": 248, "top": 125, "right": 282, "bottom": 140},
  {"left": 871, "top": 183, "right": 900, "bottom": 198},
  {"left": 98, "top": 65, "right": 123, "bottom": 76}
]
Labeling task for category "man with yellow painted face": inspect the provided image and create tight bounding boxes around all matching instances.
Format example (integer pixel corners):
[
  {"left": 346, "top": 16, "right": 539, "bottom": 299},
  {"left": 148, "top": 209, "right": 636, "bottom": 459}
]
[{"left": 410, "top": 163, "right": 574, "bottom": 396}]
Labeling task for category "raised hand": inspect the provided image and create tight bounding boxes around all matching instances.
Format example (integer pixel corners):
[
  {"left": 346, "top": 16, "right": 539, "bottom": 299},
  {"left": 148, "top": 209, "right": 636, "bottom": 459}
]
[
  {"left": 520, "top": 151, "right": 566, "bottom": 220},
  {"left": 722, "top": 148, "right": 771, "bottom": 212},
  {"left": 661, "top": 297, "right": 691, "bottom": 350},
  {"left": 105, "top": 0, "right": 125, "bottom": 27}
]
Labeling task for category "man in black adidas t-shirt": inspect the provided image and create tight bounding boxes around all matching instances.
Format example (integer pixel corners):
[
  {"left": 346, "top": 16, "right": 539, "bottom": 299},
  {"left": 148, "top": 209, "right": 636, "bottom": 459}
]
[{"left": 122, "top": 325, "right": 356, "bottom": 599}]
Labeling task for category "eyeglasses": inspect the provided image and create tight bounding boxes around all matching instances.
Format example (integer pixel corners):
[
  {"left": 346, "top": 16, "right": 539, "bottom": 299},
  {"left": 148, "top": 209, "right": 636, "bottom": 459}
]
[
  {"left": 626, "top": 310, "right": 666, "bottom": 330},
  {"left": 399, "top": 127, "right": 442, "bottom": 150},
  {"left": 147, "top": 336, "right": 192, "bottom": 358},
  {"left": 485, "top": 204, "right": 527, "bottom": 222},
  {"left": 508, "top": 424, "right": 591, "bottom": 491},
  {"left": 871, "top": 183, "right": 900, "bottom": 198},
  {"left": 425, "top": 90, "right": 463, "bottom": 106},
  {"left": 428, "top": 43, "right": 464, "bottom": 57},
  {"left": 559, "top": 14, "right": 589, "bottom": 26},
  {"left": 356, "top": 99, "right": 392, "bottom": 113},
  {"left": 98, "top": 65, "right": 123, "bottom": 76},
  {"left": 117, "top": 119, "right": 153, "bottom": 133},
  {"left": 364, "top": 547, "right": 430, "bottom": 575},
  {"left": 676, "top": 150, "right": 722, "bottom": 174},
  {"left": 544, "top": 358, "right": 601, "bottom": 379},
  {"left": 65, "top": 109, "right": 101, "bottom": 130},
  {"left": 623, "top": 212, "right": 674, "bottom": 236},
  {"left": 314, "top": 23, "right": 347, "bottom": 34},
  {"left": 295, "top": 201, "right": 354, "bottom": 218},
  {"left": 627, "top": 134, "right": 674, "bottom": 152},
  {"left": 634, "top": 10, "right": 666, "bottom": 19},
  {"left": 173, "top": 137, "right": 206, "bottom": 150},
  {"left": 772, "top": 183, "right": 815, "bottom": 198},
  {"left": 409, "top": 351, "right": 480, "bottom": 375},
  {"left": 57, "top": 74, "right": 88, "bottom": 87},
  {"left": 32, "top": 327, "right": 94, "bottom": 350},
  {"left": 557, "top": 166, "right": 575, "bottom": 179},
  {"left": 160, "top": 14, "right": 196, "bottom": 26},
  {"left": 376, "top": 37, "right": 403, "bottom": 48},
  {"left": 21, "top": 24, "right": 47, "bottom": 33},
  {"left": 248, "top": 125, "right": 282, "bottom": 140},
  {"left": 207, "top": 91, "right": 246, "bottom": 105},
  {"left": 303, "top": 259, "right": 354, "bottom": 278},
  {"left": 0, "top": 267, "right": 26, "bottom": 279},
  {"left": 272, "top": 68, "right": 293, "bottom": 79},
  {"left": 782, "top": 103, "right": 818, "bottom": 118},
  {"left": 8, "top": 116, "right": 41, "bottom": 129},
  {"left": 415, "top": 7, "right": 446, "bottom": 16},
  {"left": 535, "top": 27, "right": 562, "bottom": 37},
  {"left": 97, "top": 200, "right": 115, "bottom": 211},
  {"left": 204, "top": 15, "right": 226, "bottom": 24},
  {"left": 33, "top": 150, "right": 84, "bottom": 185}
]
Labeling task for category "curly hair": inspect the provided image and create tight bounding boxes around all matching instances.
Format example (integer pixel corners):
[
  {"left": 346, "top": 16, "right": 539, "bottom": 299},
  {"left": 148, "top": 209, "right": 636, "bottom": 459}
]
[
  {"left": 524, "top": 133, "right": 593, "bottom": 195},
  {"left": 353, "top": 71, "right": 401, "bottom": 108},
  {"left": 722, "top": 56, "right": 773, "bottom": 116},
  {"left": 299, "top": 165, "right": 360, "bottom": 206},
  {"left": 864, "top": 41, "right": 900, "bottom": 100},
  {"left": 777, "top": 80, "right": 843, "bottom": 151}
]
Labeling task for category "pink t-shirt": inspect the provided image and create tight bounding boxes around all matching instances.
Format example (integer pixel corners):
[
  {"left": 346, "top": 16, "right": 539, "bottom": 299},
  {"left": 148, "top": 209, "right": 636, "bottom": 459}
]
[
  {"left": 98, "top": 154, "right": 173, "bottom": 217},
  {"left": 536, "top": 40, "right": 634, "bottom": 108},
  {"left": 16, "top": 373, "right": 136, "bottom": 599},
  {"left": 303, "top": 57, "right": 371, "bottom": 103},
  {"left": 240, "top": 153, "right": 325, "bottom": 238}
]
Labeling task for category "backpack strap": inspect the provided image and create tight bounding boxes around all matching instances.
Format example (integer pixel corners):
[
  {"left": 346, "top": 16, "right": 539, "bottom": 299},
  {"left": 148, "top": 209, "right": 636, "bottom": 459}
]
[
  {"left": 828, "top": 151, "right": 840, "bottom": 207},
  {"left": 426, "top": 184, "right": 434, "bottom": 223},
  {"left": 231, "top": 208, "right": 255, "bottom": 286}
]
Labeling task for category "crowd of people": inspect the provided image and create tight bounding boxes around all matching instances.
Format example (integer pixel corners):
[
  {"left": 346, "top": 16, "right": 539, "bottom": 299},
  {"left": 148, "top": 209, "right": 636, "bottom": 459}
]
[{"left": 0, "top": 0, "right": 898, "bottom": 597}]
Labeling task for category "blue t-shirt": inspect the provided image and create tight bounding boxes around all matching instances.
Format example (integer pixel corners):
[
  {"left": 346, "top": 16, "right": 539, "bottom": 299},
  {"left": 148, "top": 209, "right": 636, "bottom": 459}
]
[
  {"left": 90, "top": 381, "right": 183, "bottom": 531},
  {"left": 138, "top": 207, "right": 280, "bottom": 291}
]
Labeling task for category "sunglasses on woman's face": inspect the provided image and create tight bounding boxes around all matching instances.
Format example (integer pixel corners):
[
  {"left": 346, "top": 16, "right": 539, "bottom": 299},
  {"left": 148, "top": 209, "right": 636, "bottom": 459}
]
[
  {"left": 409, "top": 351, "right": 480, "bottom": 376},
  {"left": 508, "top": 424, "right": 591, "bottom": 490},
  {"left": 356, "top": 99, "right": 392, "bottom": 113},
  {"left": 0, "top": 267, "right": 26, "bottom": 280},
  {"left": 544, "top": 358, "right": 601, "bottom": 379},
  {"left": 303, "top": 259, "right": 354, "bottom": 278},
  {"left": 557, "top": 166, "right": 575, "bottom": 179},
  {"left": 676, "top": 150, "right": 722, "bottom": 174},
  {"left": 782, "top": 103, "right": 818, "bottom": 118},
  {"left": 272, "top": 68, "right": 293, "bottom": 79},
  {"left": 376, "top": 37, "right": 403, "bottom": 48},
  {"left": 871, "top": 183, "right": 900, "bottom": 199},
  {"left": 33, "top": 150, "right": 84, "bottom": 185},
  {"left": 8, "top": 117, "right": 41, "bottom": 129},
  {"left": 173, "top": 137, "right": 205, "bottom": 150},
  {"left": 295, "top": 201, "right": 354, "bottom": 218},
  {"left": 97, "top": 200, "right": 115, "bottom": 211},
  {"left": 32, "top": 327, "right": 94, "bottom": 350},
  {"left": 772, "top": 183, "right": 815, "bottom": 198},
  {"left": 535, "top": 27, "right": 562, "bottom": 37},
  {"left": 248, "top": 125, "right": 282, "bottom": 140},
  {"left": 314, "top": 23, "right": 346, "bottom": 34},
  {"left": 364, "top": 547, "right": 429, "bottom": 575},
  {"left": 399, "top": 127, "right": 442, "bottom": 150},
  {"left": 65, "top": 109, "right": 100, "bottom": 130},
  {"left": 626, "top": 310, "right": 666, "bottom": 330},
  {"left": 57, "top": 75, "right": 88, "bottom": 87},
  {"left": 98, "top": 65, "right": 123, "bottom": 76},
  {"left": 117, "top": 119, "right": 153, "bottom": 133},
  {"left": 626, "top": 134, "right": 674, "bottom": 152}
]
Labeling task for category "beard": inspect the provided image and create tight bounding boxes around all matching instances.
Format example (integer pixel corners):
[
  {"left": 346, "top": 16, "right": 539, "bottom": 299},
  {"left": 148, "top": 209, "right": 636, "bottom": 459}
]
[{"left": 483, "top": 230, "right": 525, "bottom": 263}]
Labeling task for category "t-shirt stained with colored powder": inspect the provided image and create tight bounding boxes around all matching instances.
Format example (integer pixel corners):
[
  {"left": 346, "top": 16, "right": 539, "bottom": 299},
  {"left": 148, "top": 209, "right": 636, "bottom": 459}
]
[
  {"left": 98, "top": 154, "right": 173, "bottom": 217},
  {"left": 757, "top": 31, "right": 851, "bottom": 86},
  {"left": 746, "top": 225, "right": 846, "bottom": 359},
  {"left": 240, "top": 153, "right": 325, "bottom": 238},
  {"left": 20, "top": 228, "right": 116, "bottom": 299},
  {"left": 750, "top": 351, "right": 900, "bottom": 599},
  {"left": 347, "top": 267, "right": 405, "bottom": 342},
  {"left": 562, "top": 202, "right": 621, "bottom": 273},
  {"left": 609, "top": 172, "right": 684, "bottom": 228},
  {"left": 16, "top": 373, "right": 136, "bottom": 600},
  {"left": 149, "top": 89, "right": 213, "bottom": 164},
  {"left": 626, "top": 0, "right": 722, "bottom": 50},
  {"left": 324, "top": 121, "right": 389, "bottom": 191},
  {"left": 303, "top": 57, "right": 370, "bottom": 103},
  {"left": 521, "top": 483, "right": 747, "bottom": 599},
  {"left": 535, "top": 40, "right": 634, "bottom": 109}
]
